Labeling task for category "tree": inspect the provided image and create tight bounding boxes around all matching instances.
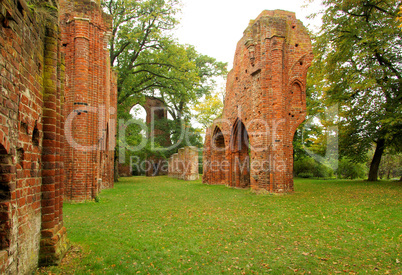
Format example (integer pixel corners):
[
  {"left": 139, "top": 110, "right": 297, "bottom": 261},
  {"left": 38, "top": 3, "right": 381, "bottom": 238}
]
[
  {"left": 293, "top": 61, "right": 338, "bottom": 169},
  {"left": 103, "top": 0, "right": 179, "bottom": 96},
  {"left": 311, "top": 0, "right": 402, "bottom": 181},
  {"left": 378, "top": 151, "right": 402, "bottom": 179},
  {"left": 192, "top": 92, "right": 224, "bottom": 129},
  {"left": 103, "top": 0, "right": 226, "bottom": 111},
  {"left": 337, "top": 157, "right": 367, "bottom": 179},
  {"left": 103, "top": 0, "right": 227, "bottom": 180},
  {"left": 155, "top": 44, "right": 227, "bottom": 122}
]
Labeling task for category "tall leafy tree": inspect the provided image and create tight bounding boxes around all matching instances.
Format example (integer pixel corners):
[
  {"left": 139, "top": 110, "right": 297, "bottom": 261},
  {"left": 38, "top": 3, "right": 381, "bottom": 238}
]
[
  {"left": 312, "top": 0, "right": 402, "bottom": 181},
  {"left": 145, "top": 44, "right": 227, "bottom": 122},
  {"left": 103, "top": 0, "right": 226, "bottom": 113},
  {"left": 102, "top": 0, "right": 227, "bottom": 180},
  {"left": 103, "top": 0, "right": 179, "bottom": 99}
]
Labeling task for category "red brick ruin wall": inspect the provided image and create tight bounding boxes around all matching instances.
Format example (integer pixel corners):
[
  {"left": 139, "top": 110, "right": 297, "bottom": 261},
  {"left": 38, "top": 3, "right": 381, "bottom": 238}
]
[
  {"left": 168, "top": 146, "right": 199, "bottom": 181},
  {"left": 0, "top": 0, "right": 117, "bottom": 273},
  {"left": 60, "top": 0, "right": 117, "bottom": 202},
  {"left": 203, "top": 10, "right": 313, "bottom": 193},
  {"left": 0, "top": 0, "right": 69, "bottom": 273}
]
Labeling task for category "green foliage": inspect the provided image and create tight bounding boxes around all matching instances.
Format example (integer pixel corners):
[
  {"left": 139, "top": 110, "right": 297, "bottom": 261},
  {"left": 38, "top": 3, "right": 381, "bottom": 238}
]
[
  {"left": 118, "top": 109, "right": 203, "bottom": 171},
  {"left": 310, "top": 0, "right": 402, "bottom": 179},
  {"left": 293, "top": 64, "right": 339, "bottom": 167},
  {"left": 198, "top": 150, "right": 203, "bottom": 174},
  {"left": 37, "top": 177, "right": 401, "bottom": 274},
  {"left": 378, "top": 152, "right": 402, "bottom": 179},
  {"left": 103, "top": 0, "right": 226, "bottom": 112},
  {"left": 192, "top": 92, "right": 224, "bottom": 129},
  {"left": 337, "top": 157, "right": 367, "bottom": 179},
  {"left": 298, "top": 172, "right": 314, "bottom": 178},
  {"left": 103, "top": 0, "right": 227, "bottom": 165},
  {"left": 151, "top": 44, "right": 227, "bottom": 122},
  {"left": 118, "top": 115, "right": 168, "bottom": 167},
  {"left": 294, "top": 157, "right": 334, "bottom": 178}
]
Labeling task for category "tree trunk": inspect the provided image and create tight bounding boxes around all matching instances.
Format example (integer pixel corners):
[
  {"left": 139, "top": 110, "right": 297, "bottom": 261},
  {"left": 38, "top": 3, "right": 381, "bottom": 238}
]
[{"left": 368, "top": 138, "right": 385, "bottom": 181}]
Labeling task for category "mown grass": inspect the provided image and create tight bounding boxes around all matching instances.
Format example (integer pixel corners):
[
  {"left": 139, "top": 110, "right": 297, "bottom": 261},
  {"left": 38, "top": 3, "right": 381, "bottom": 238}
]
[{"left": 37, "top": 177, "right": 401, "bottom": 274}]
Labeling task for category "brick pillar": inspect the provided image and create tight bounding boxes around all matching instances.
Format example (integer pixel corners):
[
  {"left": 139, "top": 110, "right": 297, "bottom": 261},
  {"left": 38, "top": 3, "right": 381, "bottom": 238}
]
[
  {"left": 58, "top": 44, "right": 66, "bottom": 230},
  {"left": 72, "top": 18, "right": 91, "bottom": 200},
  {"left": 40, "top": 21, "right": 69, "bottom": 266},
  {"left": 269, "top": 36, "right": 286, "bottom": 192}
]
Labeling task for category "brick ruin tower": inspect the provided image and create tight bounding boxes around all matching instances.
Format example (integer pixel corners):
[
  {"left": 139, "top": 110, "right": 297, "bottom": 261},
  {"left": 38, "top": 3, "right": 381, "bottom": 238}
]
[
  {"left": 60, "top": 0, "right": 117, "bottom": 201},
  {"left": 203, "top": 10, "right": 313, "bottom": 193}
]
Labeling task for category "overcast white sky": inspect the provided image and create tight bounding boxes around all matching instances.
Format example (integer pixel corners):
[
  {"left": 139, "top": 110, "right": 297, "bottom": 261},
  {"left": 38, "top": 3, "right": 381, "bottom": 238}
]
[
  {"left": 174, "top": 0, "right": 323, "bottom": 70},
  {"left": 132, "top": 0, "right": 323, "bottom": 119}
]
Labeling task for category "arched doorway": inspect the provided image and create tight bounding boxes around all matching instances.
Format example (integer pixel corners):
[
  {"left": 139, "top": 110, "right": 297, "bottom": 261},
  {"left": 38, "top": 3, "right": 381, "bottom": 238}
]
[
  {"left": 128, "top": 98, "right": 171, "bottom": 176},
  {"left": 127, "top": 104, "right": 148, "bottom": 176},
  {"left": 211, "top": 126, "right": 226, "bottom": 185},
  {"left": 230, "top": 119, "right": 250, "bottom": 188}
]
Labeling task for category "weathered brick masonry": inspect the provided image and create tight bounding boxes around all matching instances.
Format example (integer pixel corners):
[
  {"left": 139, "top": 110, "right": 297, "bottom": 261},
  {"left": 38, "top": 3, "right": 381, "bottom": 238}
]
[
  {"left": 203, "top": 10, "right": 313, "bottom": 193},
  {"left": 0, "top": 0, "right": 68, "bottom": 273},
  {"left": 60, "top": 0, "right": 117, "bottom": 201},
  {"left": 0, "top": 0, "right": 117, "bottom": 272}
]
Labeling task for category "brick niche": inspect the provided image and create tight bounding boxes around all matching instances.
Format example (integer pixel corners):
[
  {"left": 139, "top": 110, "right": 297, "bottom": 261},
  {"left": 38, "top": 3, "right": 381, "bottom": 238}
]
[{"left": 203, "top": 10, "right": 313, "bottom": 193}]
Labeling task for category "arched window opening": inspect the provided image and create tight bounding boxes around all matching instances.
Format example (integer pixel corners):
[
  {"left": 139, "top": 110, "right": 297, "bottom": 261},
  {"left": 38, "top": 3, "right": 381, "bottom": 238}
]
[{"left": 130, "top": 104, "right": 147, "bottom": 139}]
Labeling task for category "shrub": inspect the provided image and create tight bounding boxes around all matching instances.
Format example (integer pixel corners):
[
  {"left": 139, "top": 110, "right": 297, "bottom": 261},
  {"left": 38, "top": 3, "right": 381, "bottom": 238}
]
[
  {"left": 298, "top": 172, "right": 314, "bottom": 178},
  {"left": 294, "top": 157, "right": 334, "bottom": 178},
  {"left": 337, "top": 157, "right": 367, "bottom": 179}
]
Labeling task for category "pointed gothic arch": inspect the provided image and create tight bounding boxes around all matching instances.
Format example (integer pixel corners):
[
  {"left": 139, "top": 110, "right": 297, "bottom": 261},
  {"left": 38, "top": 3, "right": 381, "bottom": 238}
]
[
  {"left": 210, "top": 126, "right": 227, "bottom": 185},
  {"left": 229, "top": 119, "right": 250, "bottom": 188}
]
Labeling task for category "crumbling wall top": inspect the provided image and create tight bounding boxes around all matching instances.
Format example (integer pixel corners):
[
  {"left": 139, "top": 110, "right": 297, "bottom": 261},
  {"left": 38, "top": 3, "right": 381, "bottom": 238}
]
[
  {"left": 243, "top": 9, "right": 309, "bottom": 46},
  {"left": 60, "top": 0, "right": 112, "bottom": 30}
]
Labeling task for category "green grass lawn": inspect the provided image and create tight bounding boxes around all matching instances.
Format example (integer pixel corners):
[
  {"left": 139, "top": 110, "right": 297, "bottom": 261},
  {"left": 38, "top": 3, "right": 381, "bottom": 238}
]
[{"left": 37, "top": 177, "right": 401, "bottom": 274}]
